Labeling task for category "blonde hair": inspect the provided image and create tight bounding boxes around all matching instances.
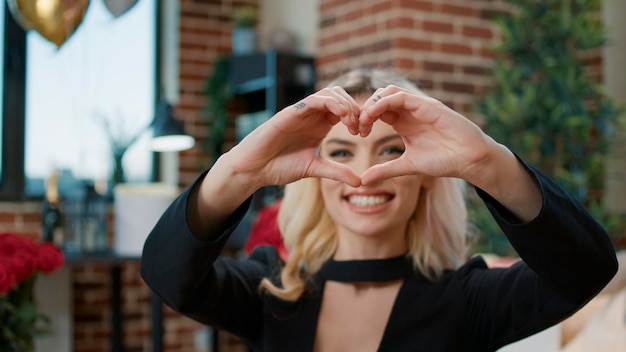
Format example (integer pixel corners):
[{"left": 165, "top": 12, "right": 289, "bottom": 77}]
[{"left": 260, "top": 68, "right": 469, "bottom": 301}]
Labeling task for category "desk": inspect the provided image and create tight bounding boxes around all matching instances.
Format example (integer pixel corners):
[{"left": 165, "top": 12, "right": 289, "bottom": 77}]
[{"left": 37, "top": 251, "right": 163, "bottom": 352}]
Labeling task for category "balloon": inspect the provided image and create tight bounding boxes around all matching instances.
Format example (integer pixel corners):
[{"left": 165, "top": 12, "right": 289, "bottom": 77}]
[
  {"left": 7, "top": 0, "right": 90, "bottom": 48},
  {"left": 103, "top": 0, "right": 138, "bottom": 18}
]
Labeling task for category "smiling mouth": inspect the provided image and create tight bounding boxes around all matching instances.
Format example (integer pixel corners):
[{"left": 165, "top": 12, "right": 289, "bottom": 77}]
[{"left": 346, "top": 194, "right": 392, "bottom": 207}]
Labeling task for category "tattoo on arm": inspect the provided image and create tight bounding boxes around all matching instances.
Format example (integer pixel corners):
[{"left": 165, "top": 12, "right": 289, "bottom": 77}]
[{"left": 295, "top": 102, "right": 306, "bottom": 111}]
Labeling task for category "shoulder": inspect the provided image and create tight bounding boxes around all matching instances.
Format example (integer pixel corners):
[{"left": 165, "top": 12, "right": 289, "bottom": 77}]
[{"left": 246, "top": 245, "right": 285, "bottom": 279}]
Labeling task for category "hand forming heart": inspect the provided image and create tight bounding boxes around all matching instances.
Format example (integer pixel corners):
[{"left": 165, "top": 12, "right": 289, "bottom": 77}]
[{"left": 228, "top": 85, "right": 494, "bottom": 189}]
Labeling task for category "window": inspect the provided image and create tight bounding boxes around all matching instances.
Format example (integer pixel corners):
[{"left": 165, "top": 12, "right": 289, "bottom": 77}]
[{"left": 1, "top": 0, "right": 157, "bottom": 199}]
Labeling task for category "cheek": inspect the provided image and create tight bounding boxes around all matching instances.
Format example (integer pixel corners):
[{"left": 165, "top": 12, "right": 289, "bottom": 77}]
[
  {"left": 394, "top": 176, "right": 424, "bottom": 211},
  {"left": 320, "top": 179, "right": 342, "bottom": 201}
]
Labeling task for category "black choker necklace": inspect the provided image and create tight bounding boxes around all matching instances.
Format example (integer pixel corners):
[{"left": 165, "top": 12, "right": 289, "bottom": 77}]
[{"left": 318, "top": 255, "right": 413, "bottom": 282}]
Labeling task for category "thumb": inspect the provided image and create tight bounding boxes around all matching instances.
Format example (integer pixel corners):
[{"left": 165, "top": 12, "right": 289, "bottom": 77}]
[
  {"left": 360, "top": 159, "right": 413, "bottom": 185},
  {"left": 310, "top": 159, "right": 362, "bottom": 187}
]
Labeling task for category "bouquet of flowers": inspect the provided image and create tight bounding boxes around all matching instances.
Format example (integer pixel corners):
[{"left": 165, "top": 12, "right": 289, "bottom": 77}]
[{"left": 0, "top": 232, "right": 65, "bottom": 351}]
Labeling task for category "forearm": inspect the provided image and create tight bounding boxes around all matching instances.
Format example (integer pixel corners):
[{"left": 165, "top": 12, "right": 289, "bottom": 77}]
[
  {"left": 188, "top": 150, "right": 262, "bottom": 239},
  {"left": 469, "top": 140, "right": 542, "bottom": 223},
  {"left": 478, "top": 167, "right": 618, "bottom": 303}
]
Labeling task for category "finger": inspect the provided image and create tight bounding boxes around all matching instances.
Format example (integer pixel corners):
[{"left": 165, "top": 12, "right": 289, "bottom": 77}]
[
  {"left": 309, "top": 158, "right": 362, "bottom": 187},
  {"left": 291, "top": 89, "right": 350, "bottom": 120},
  {"left": 327, "top": 86, "right": 361, "bottom": 134},
  {"left": 367, "top": 92, "right": 443, "bottom": 128},
  {"left": 360, "top": 159, "right": 415, "bottom": 185},
  {"left": 358, "top": 88, "right": 386, "bottom": 137},
  {"left": 359, "top": 88, "right": 385, "bottom": 113}
]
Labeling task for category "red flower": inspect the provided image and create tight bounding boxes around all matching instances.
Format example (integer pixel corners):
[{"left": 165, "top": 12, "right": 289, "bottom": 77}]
[
  {"left": 0, "top": 232, "right": 65, "bottom": 348},
  {"left": 3, "top": 252, "right": 36, "bottom": 283},
  {"left": 36, "top": 242, "right": 65, "bottom": 273},
  {"left": 0, "top": 233, "right": 36, "bottom": 256},
  {"left": 0, "top": 232, "right": 64, "bottom": 292},
  {"left": 0, "top": 262, "right": 17, "bottom": 294}
]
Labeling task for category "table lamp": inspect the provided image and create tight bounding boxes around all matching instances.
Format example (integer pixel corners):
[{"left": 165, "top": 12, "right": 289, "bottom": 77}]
[{"left": 150, "top": 99, "right": 195, "bottom": 152}]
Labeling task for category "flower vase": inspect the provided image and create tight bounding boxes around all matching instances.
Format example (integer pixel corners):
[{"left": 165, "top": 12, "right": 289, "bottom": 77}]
[
  {"left": 232, "top": 27, "right": 257, "bottom": 55},
  {"left": 112, "top": 152, "right": 126, "bottom": 185}
]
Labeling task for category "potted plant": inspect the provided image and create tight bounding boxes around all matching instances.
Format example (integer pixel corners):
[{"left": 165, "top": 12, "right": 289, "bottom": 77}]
[
  {"left": 202, "top": 56, "right": 233, "bottom": 165},
  {"left": 231, "top": 5, "right": 258, "bottom": 55},
  {"left": 469, "top": 0, "right": 626, "bottom": 256}
]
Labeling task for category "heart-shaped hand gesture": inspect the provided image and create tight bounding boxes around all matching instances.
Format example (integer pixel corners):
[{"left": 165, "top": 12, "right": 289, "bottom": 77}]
[{"left": 228, "top": 84, "right": 497, "bottom": 190}]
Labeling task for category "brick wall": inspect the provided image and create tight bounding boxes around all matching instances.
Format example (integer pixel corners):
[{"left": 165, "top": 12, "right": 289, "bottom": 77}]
[
  {"left": 177, "top": 0, "right": 260, "bottom": 187},
  {"left": 316, "top": 0, "right": 516, "bottom": 120},
  {"left": 0, "top": 1, "right": 610, "bottom": 352}
]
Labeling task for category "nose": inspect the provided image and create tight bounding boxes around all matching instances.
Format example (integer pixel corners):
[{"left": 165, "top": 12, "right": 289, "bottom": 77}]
[{"left": 350, "top": 153, "right": 378, "bottom": 175}]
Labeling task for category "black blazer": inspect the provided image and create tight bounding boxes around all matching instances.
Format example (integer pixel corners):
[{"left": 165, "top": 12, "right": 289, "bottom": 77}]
[{"left": 141, "top": 165, "right": 617, "bottom": 351}]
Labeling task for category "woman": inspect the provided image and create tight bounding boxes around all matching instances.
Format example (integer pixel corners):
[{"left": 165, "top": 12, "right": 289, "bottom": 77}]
[{"left": 141, "top": 69, "right": 617, "bottom": 351}]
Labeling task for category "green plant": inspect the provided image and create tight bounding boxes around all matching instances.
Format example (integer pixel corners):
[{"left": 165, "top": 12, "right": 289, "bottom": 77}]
[
  {"left": 203, "top": 56, "right": 233, "bottom": 164},
  {"left": 470, "top": 0, "right": 626, "bottom": 255},
  {"left": 232, "top": 6, "right": 257, "bottom": 28}
]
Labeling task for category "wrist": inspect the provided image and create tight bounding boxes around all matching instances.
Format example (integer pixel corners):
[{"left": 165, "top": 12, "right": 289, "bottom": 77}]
[{"left": 470, "top": 144, "right": 542, "bottom": 222}]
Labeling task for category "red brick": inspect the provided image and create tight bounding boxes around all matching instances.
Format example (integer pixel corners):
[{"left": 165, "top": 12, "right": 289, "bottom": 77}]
[
  {"left": 0, "top": 213, "right": 16, "bottom": 223},
  {"left": 462, "top": 25, "right": 493, "bottom": 39},
  {"left": 440, "top": 43, "right": 473, "bottom": 55},
  {"left": 440, "top": 4, "right": 476, "bottom": 17},
  {"left": 399, "top": 0, "right": 434, "bottom": 12},
  {"left": 423, "top": 20, "right": 454, "bottom": 34},
  {"left": 442, "top": 81, "right": 475, "bottom": 94},
  {"left": 394, "top": 37, "right": 433, "bottom": 51},
  {"left": 463, "top": 65, "right": 491, "bottom": 76}
]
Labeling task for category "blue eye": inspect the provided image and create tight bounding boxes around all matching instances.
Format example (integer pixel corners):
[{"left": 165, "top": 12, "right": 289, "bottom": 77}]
[
  {"left": 381, "top": 146, "right": 405, "bottom": 156},
  {"left": 328, "top": 149, "right": 352, "bottom": 158}
]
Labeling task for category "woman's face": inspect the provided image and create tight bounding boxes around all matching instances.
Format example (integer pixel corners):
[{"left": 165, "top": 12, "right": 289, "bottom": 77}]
[{"left": 319, "top": 115, "right": 428, "bottom": 240}]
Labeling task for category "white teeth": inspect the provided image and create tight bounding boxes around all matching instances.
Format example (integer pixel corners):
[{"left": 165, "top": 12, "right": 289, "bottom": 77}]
[{"left": 348, "top": 195, "right": 388, "bottom": 207}]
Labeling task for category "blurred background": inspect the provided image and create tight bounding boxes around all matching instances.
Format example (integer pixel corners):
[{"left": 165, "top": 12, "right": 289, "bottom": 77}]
[{"left": 0, "top": 0, "right": 624, "bottom": 351}]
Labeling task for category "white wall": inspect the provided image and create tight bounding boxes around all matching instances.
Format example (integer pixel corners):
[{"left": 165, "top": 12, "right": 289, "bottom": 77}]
[
  {"left": 35, "top": 267, "right": 72, "bottom": 352},
  {"left": 259, "top": 0, "right": 319, "bottom": 55},
  {"left": 603, "top": 0, "right": 626, "bottom": 213}
]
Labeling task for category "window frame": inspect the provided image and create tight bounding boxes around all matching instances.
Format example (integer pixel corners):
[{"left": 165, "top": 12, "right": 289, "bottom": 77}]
[
  {"left": 0, "top": 2, "right": 161, "bottom": 201},
  {"left": 0, "top": 1, "right": 26, "bottom": 201}
]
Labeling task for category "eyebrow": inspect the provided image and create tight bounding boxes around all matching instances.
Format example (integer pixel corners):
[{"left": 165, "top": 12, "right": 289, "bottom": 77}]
[{"left": 324, "top": 134, "right": 403, "bottom": 146}]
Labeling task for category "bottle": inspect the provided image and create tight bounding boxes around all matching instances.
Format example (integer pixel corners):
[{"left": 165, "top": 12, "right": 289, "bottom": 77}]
[
  {"left": 82, "top": 182, "right": 108, "bottom": 253},
  {"left": 41, "top": 170, "right": 64, "bottom": 247}
]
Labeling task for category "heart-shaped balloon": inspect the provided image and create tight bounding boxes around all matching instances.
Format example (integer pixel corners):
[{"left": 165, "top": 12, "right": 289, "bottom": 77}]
[
  {"left": 103, "top": 0, "right": 138, "bottom": 18},
  {"left": 7, "top": 0, "right": 90, "bottom": 48}
]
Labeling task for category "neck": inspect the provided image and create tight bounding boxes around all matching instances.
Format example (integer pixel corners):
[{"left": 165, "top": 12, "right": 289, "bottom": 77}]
[{"left": 334, "top": 230, "right": 407, "bottom": 260}]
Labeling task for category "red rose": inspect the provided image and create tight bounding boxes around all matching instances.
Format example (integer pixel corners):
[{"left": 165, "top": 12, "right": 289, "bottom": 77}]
[
  {"left": 3, "top": 251, "right": 36, "bottom": 283},
  {"left": 0, "top": 259, "right": 18, "bottom": 293},
  {"left": 36, "top": 242, "right": 65, "bottom": 273},
  {"left": 0, "top": 232, "right": 38, "bottom": 256}
]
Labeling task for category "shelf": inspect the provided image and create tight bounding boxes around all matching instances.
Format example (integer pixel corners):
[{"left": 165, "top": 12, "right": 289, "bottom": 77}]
[
  {"left": 63, "top": 250, "right": 140, "bottom": 265},
  {"left": 234, "top": 76, "right": 275, "bottom": 94}
]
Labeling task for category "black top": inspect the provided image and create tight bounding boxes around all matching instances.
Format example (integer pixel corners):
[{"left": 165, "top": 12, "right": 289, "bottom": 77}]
[{"left": 140, "top": 164, "right": 617, "bottom": 351}]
